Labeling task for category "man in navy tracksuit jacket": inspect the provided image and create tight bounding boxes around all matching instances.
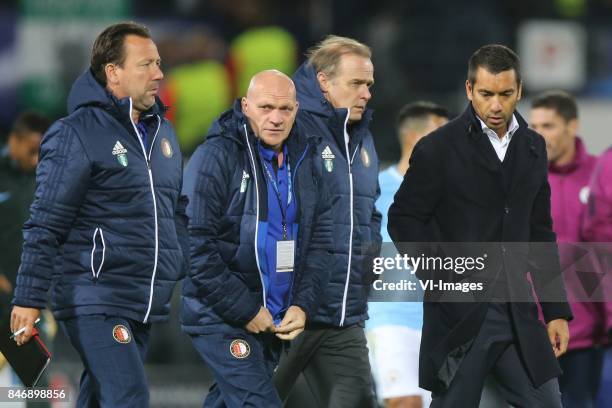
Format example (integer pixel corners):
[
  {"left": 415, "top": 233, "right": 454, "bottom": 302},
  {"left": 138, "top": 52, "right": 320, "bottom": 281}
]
[
  {"left": 181, "top": 71, "right": 332, "bottom": 407},
  {"left": 273, "top": 36, "right": 382, "bottom": 407},
  {"left": 10, "top": 23, "right": 188, "bottom": 407}
]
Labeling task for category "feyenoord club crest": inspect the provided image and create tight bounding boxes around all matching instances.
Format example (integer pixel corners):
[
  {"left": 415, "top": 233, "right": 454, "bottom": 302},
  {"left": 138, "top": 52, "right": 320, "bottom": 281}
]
[
  {"left": 112, "top": 141, "right": 128, "bottom": 167},
  {"left": 360, "top": 147, "right": 371, "bottom": 167},
  {"left": 161, "top": 138, "right": 173, "bottom": 158},
  {"left": 579, "top": 186, "right": 590, "bottom": 204},
  {"left": 113, "top": 325, "right": 131, "bottom": 344},
  {"left": 322, "top": 145, "right": 335, "bottom": 173},
  {"left": 229, "top": 339, "right": 250, "bottom": 359}
]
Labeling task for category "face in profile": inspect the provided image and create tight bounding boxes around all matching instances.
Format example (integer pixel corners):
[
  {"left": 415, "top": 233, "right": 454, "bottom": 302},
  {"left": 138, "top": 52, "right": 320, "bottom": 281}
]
[
  {"left": 241, "top": 72, "right": 298, "bottom": 151},
  {"left": 106, "top": 35, "right": 164, "bottom": 114},
  {"left": 466, "top": 67, "right": 522, "bottom": 136},
  {"left": 318, "top": 54, "right": 374, "bottom": 123},
  {"left": 530, "top": 107, "right": 576, "bottom": 164}
]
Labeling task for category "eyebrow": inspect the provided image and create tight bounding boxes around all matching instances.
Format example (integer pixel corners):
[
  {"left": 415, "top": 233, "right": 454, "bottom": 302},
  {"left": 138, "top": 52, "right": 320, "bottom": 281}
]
[
  {"left": 478, "top": 88, "right": 514, "bottom": 94},
  {"left": 140, "top": 57, "right": 161, "bottom": 64},
  {"left": 352, "top": 78, "right": 374, "bottom": 86}
]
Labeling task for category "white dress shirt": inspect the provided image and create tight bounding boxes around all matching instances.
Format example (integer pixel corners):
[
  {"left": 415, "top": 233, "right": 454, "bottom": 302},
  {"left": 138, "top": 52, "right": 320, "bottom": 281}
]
[{"left": 477, "top": 115, "right": 519, "bottom": 162}]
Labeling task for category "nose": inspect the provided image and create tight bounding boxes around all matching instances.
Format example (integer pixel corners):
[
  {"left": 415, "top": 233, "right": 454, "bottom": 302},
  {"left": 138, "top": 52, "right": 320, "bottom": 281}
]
[
  {"left": 269, "top": 110, "right": 283, "bottom": 126},
  {"left": 491, "top": 96, "right": 502, "bottom": 112},
  {"left": 152, "top": 63, "right": 164, "bottom": 81},
  {"left": 362, "top": 85, "right": 371, "bottom": 102}
]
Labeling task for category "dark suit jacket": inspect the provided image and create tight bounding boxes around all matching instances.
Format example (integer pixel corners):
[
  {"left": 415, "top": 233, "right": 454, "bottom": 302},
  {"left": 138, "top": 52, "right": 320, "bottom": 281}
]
[{"left": 388, "top": 104, "right": 573, "bottom": 393}]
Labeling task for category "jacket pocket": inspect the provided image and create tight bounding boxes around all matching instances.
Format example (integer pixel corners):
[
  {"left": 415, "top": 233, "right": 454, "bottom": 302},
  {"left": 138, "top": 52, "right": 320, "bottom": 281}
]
[{"left": 90, "top": 227, "right": 106, "bottom": 280}]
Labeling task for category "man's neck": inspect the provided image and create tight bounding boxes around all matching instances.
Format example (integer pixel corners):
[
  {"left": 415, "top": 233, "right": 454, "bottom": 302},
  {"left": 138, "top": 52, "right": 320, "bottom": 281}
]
[
  {"left": 552, "top": 140, "right": 577, "bottom": 167},
  {"left": 396, "top": 152, "right": 411, "bottom": 176}
]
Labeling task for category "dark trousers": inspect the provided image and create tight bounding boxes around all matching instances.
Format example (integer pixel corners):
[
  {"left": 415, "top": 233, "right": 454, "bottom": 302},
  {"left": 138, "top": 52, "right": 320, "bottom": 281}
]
[
  {"left": 59, "top": 314, "right": 151, "bottom": 408},
  {"left": 191, "top": 328, "right": 282, "bottom": 408},
  {"left": 431, "top": 303, "right": 562, "bottom": 408},
  {"left": 273, "top": 323, "right": 376, "bottom": 408},
  {"left": 558, "top": 347, "right": 605, "bottom": 408}
]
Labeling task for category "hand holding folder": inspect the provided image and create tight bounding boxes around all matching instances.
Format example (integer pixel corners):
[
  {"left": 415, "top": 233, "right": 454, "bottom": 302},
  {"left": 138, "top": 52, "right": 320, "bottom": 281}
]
[{"left": 0, "top": 318, "right": 51, "bottom": 387}]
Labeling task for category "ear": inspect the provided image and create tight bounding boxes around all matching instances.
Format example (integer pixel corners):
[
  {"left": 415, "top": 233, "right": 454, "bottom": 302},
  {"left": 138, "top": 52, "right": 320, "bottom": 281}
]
[
  {"left": 105, "top": 63, "right": 120, "bottom": 87},
  {"left": 567, "top": 118, "right": 578, "bottom": 135},
  {"left": 465, "top": 79, "right": 473, "bottom": 101},
  {"left": 517, "top": 83, "right": 523, "bottom": 101},
  {"left": 317, "top": 72, "right": 329, "bottom": 94},
  {"left": 241, "top": 97, "right": 248, "bottom": 114}
]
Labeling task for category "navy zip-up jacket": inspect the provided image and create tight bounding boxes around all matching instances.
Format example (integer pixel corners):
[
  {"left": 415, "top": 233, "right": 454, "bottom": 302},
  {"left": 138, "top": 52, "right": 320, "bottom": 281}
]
[
  {"left": 12, "top": 69, "right": 189, "bottom": 323},
  {"left": 292, "top": 62, "right": 382, "bottom": 327},
  {"left": 181, "top": 101, "right": 333, "bottom": 333}
]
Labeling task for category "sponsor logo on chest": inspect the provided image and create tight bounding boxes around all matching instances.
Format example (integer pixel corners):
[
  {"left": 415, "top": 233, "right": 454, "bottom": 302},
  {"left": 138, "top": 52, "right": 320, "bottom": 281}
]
[
  {"left": 322, "top": 145, "right": 335, "bottom": 173},
  {"left": 112, "top": 141, "right": 128, "bottom": 167}
]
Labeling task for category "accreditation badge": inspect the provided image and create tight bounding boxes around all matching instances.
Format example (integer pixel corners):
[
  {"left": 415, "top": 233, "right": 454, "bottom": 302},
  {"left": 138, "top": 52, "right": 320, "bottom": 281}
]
[{"left": 276, "top": 240, "right": 295, "bottom": 273}]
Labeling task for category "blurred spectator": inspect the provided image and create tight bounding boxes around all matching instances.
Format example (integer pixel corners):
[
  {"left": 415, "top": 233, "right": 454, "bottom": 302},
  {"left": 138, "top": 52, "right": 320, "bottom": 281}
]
[
  {"left": 530, "top": 90, "right": 609, "bottom": 408},
  {"left": 163, "top": 60, "right": 232, "bottom": 154},
  {"left": 228, "top": 26, "right": 298, "bottom": 97},
  {"left": 0, "top": 111, "right": 50, "bottom": 318},
  {"left": 0, "top": 110, "right": 52, "bottom": 406},
  {"left": 366, "top": 101, "right": 449, "bottom": 408},
  {"left": 582, "top": 145, "right": 612, "bottom": 408}
]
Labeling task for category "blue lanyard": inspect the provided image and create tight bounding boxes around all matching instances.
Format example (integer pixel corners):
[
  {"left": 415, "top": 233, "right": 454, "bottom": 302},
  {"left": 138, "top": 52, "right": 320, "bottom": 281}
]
[{"left": 259, "top": 148, "right": 292, "bottom": 240}]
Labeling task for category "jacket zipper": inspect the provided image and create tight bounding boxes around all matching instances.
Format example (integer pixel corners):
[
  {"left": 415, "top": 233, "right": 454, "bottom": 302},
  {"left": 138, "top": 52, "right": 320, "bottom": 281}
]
[
  {"left": 339, "top": 109, "right": 357, "bottom": 327},
  {"left": 243, "top": 125, "right": 267, "bottom": 307},
  {"left": 128, "top": 99, "right": 161, "bottom": 323}
]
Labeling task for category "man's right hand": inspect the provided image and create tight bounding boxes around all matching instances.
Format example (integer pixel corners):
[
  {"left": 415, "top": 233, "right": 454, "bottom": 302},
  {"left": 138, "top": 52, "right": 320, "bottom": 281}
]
[
  {"left": 245, "top": 307, "right": 275, "bottom": 334},
  {"left": 10, "top": 306, "right": 40, "bottom": 346}
]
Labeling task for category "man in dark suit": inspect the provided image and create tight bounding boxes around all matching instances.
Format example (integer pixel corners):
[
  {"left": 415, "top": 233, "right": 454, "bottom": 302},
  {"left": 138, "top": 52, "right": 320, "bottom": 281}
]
[{"left": 388, "top": 44, "right": 572, "bottom": 407}]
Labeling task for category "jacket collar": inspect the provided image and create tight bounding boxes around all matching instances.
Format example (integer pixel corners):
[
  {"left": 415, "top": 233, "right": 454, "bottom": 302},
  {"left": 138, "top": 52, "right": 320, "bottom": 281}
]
[
  {"left": 293, "top": 61, "right": 373, "bottom": 152},
  {"left": 209, "top": 99, "right": 316, "bottom": 157},
  {"left": 462, "top": 103, "right": 540, "bottom": 194},
  {"left": 67, "top": 69, "right": 166, "bottom": 122}
]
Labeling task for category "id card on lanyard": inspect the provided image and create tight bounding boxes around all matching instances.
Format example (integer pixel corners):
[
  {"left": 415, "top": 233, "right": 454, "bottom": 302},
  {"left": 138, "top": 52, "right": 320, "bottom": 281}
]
[
  {"left": 260, "top": 146, "right": 295, "bottom": 273},
  {"left": 277, "top": 240, "right": 295, "bottom": 273}
]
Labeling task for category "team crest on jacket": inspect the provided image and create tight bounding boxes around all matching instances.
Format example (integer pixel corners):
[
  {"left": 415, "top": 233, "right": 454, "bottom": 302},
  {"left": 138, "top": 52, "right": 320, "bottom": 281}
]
[
  {"left": 112, "top": 325, "right": 131, "bottom": 344},
  {"left": 240, "top": 170, "right": 250, "bottom": 193},
  {"left": 112, "top": 141, "right": 128, "bottom": 167},
  {"left": 579, "top": 186, "right": 590, "bottom": 204},
  {"left": 322, "top": 145, "right": 335, "bottom": 173},
  {"left": 230, "top": 339, "right": 250, "bottom": 359},
  {"left": 161, "top": 138, "right": 173, "bottom": 158},
  {"left": 360, "top": 147, "right": 371, "bottom": 167}
]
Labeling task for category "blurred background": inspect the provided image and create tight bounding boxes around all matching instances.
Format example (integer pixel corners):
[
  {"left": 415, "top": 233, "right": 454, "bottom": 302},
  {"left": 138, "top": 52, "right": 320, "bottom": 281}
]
[{"left": 1, "top": 0, "right": 612, "bottom": 406}]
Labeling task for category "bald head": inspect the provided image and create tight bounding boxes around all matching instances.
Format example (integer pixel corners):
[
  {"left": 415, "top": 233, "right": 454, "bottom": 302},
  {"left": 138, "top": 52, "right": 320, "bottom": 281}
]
[
  {"left": 241, "top": 70, "right": 299, "bottom": 152},
  {"left": 246, "top": 70, "right": 296, "bottom": 101}
]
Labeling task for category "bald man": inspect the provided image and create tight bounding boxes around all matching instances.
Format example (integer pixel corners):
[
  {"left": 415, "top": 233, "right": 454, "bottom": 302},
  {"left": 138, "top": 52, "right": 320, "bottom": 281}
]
[{"left": 181, "top": 70, "right": 332, "bottom": 407}]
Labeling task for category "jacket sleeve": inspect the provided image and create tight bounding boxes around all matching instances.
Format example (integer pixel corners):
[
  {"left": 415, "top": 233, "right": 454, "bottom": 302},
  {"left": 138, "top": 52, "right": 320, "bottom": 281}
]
[
  {"left": 291, "top": 167, "right": 333, "bottom": 320},
  {"left": 528, "top": 142, "right": 573, "bottom": 323},
  {"left": 174, "top": 192, "right": 190, "bottom": 279},
  {"left": 13, "top": 121, "right": 91, "bottom": 309},
  {"left": 183, "top": 143, "right": 261, "bottom": 326}
]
